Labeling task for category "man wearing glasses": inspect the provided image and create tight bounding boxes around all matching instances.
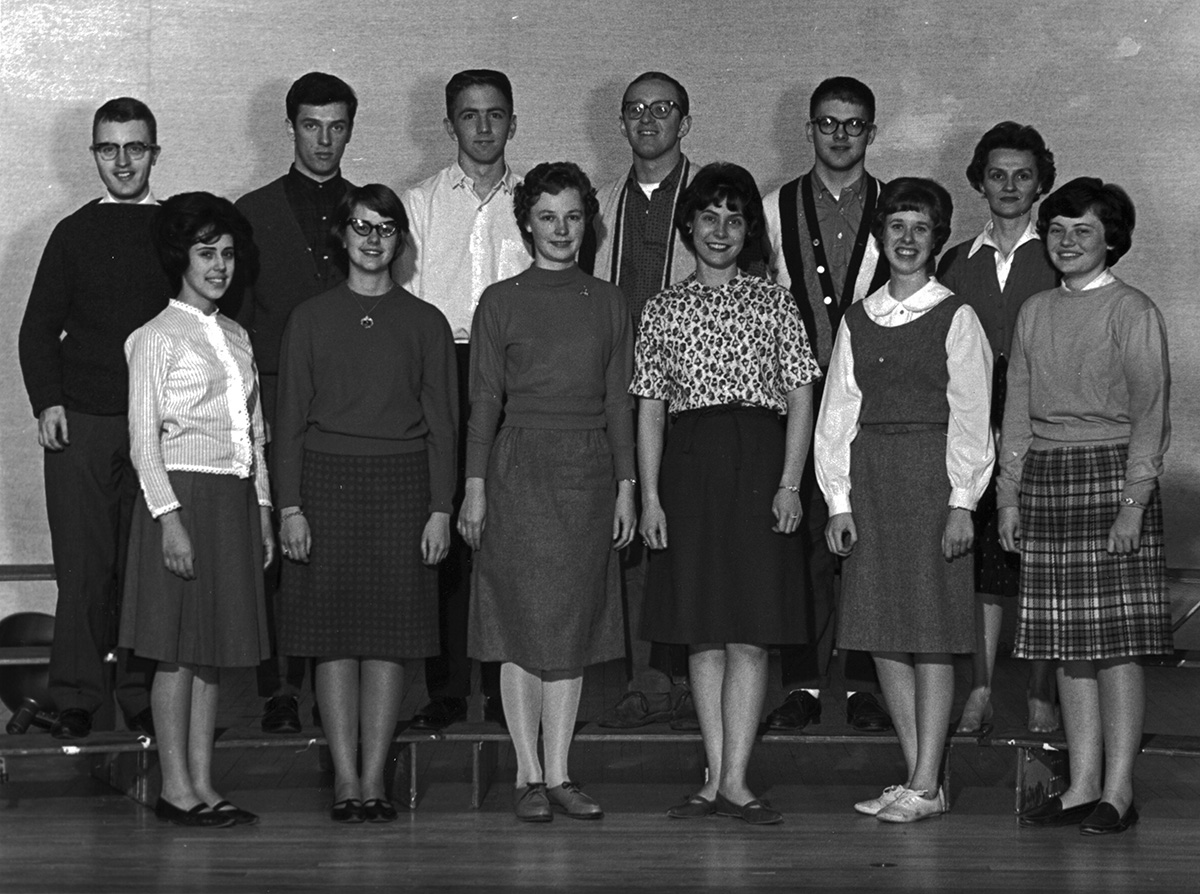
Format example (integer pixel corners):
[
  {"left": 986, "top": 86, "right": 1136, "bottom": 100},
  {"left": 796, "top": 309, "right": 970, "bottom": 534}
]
[
  {"left": 232, "top": 71, "right": 358, "bottom": 735},
  {"left": 581, "top": 71, "right": 697, "bottom": 730},
  {"left": 392, "top": 69, "right": 528, "bottom": 731},
  {"left": 18, "top": 97, "right": 166, "bottom": 739},
  {"left": 762, "top": 76, "right": 894, "bottom": 734}
]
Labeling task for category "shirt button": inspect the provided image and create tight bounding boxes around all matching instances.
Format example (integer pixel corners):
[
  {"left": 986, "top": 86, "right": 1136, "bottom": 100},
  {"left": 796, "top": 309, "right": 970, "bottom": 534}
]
[
  {"left": 816, "top": 265, "right": 825, "bottom": 274},
  {"left": 823, "top": 296, "right": 833, "bottom": 305},
  {"left": 837, "top": 232, "right": 844, "bottom": 239}
]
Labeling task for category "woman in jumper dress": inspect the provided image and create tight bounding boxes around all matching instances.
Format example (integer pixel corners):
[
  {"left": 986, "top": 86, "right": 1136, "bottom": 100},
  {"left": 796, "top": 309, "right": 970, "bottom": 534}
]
[
  {"left": 818, "top": 177, "right": 994, "bottom": 823},
  {"left": 634, "top": 162, "right": 820, "bottom": 825},
  {"left": 1003, "top": 179, "right": 1170, "bottom": 835},
  {"left": 461, "top": 162, "right": 636, "bottom": 822},
  {"left": 936, "top": 122, "right": 1060, "bottom": 734},
  {"left": 122, "top": 192, "right": 273, "bottom": 828},
  {"left": 276, "top": 184, "right": 456, "bottom": 824}
]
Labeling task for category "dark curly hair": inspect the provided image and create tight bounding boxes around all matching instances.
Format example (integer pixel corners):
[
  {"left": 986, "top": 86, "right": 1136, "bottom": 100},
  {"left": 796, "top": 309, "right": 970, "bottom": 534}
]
[
  {"left": 965, "top": 121, "right": 1056, "bottom": 197},
  {"left": 1037, "top": 177, "right": 1135, "bottom": 267},
  {"left": 286, "top": 71, "right": 357, "bottom": 125},
  {"left": 872, "top": 177, "right": 954, "bottom": 267},
  {"left": 156, "top": 192, "right": 256, "bottom": 295},
  {"left": 674, "top": 162, "right": 765, "bottom": 250},
  {"left": 513, "top": 162, "right": 600, "bottom": 242}
]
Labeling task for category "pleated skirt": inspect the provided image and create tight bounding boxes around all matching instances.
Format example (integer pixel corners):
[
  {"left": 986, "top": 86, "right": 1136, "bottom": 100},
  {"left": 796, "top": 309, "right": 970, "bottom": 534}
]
[
  {"left": 279, "top": 450, "right": 439, "bottom": 660},
  {"left": 469, "top": 427, "right": 624, "bottom": 670},
  {"left": 838, "top": 425, "right": 975, "bottom": 654},
  {"left": 1013, "top": 444, "right": 1171, "bottom": 660},
  {"left": 641, "top": 406, "right": 808, "bottom": 645},
  {"left": 120, "top": 471, "right": 270, "bottom": 667}
]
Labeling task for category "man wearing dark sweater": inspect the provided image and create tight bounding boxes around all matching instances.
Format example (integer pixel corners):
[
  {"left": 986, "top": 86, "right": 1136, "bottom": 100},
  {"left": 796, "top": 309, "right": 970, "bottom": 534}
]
[
  {"left": 232, "top": 72, "right": 357, "bottom": 734},
  {"left": 18, "top": 97, "right": 167, "bottom": 740}
]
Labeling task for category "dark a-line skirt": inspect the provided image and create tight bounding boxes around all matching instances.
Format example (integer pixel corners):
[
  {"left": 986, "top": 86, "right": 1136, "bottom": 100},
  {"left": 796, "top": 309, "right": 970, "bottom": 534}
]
[
  {"left": 279, "top": 450, "right": 440, "bottom": 660},
  {"left": 641, "top": 405, "right": 808, "bottom": 646},
  {"left": 469, "top": 427, "right": 624, "bottom": 670},
  {"left": 1013, "top": 444, "right": 1171, "bottom": 661},
  {"left": 837, "top": 424, "right": 975, "bottom": 654},
  {"left": 120, "top": 471, "right": 270, "bottom": 668}
]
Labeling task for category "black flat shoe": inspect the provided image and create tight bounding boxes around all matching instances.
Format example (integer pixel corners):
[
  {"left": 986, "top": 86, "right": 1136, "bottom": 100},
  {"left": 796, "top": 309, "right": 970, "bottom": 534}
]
[
  {"left": 155, "top": 798, "right": 235, "bottom": 828},
  {"left": 330, "top": 798, "right": 365, "bottom": 823},
  {"left": 210, "top": 800, "right": 259, "bottom": 826},
  {"left": 1080, "top": 801, "right": 1139, "bottom": 835},
  {"left": 1019, "top": 796, "right": 1101, "bottom": 827},
  {"left": 409, "top": 696, "right": 468, "bottom": 731},
  {"left": 363, "top": 798, "right": 398, "bottom": 823},
  {"left": 713, "top": 792, "right": 783, "bottom": 825},
  {"left": 666, "top": 794, "right": 717, "bottom": 819}
]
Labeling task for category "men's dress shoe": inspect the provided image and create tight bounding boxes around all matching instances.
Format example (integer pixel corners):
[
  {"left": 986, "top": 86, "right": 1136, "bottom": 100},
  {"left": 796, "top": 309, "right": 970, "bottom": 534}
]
[
  {"left": 514, "top": 783, "right": 552, "bottom": 822},
  {"left": 261, "top": 695, "right": 301, "bottom": 734},
  {"left": 847, "top": 693, "right": 893, "bottom": 732},
  {"left": 876, "top": 788, "right": 946, "bottom": 823},
  {"left": 1019, "top": 795, "right": 1101, "bottom": 827},
  {"left": 155, "top": 798, "right": 235, "bottom": 828},
  {"left": 363, "top": 798, "right": 398, "bottom": 823},
  {"left": 209, "top": 800, "right": 259, "bottom": 826},
  {"left": 714, "top": 793, "right": 784, "bottom": 825},
  {"left": 51, "top": 708, "right": 92, "bottom": 740},
  {"left": 409, "top": 696, "right": 468, "bottom": 731},
  {"left": 124, "top": 708, "right": 156, "bottom": 737},
  {"left": 330, "top": 799, "right": 365, "bottom": 823},
  {"left": 854, "top": 784, "right": 907, "bottom": 816},
  {"left": 597, "top": 691, "right": 671, "bottom": 729},
  {"left": 1080, "top": 801, "right": 1139, "bottom": 835},
  {"left": 669, "top": 688, "right": 701, "bottom": 731},
  {"left": 766, "top": 691, "right": 821, "bottom": 731},
  {"left": 484, "top": 695, "right": 507, "bottom": 729},
  {"left": 546, "top": 782, "right": 603, "bottom": 819},
  {"left": 667, "top": 794, "right": 718, "bottom": 819}
]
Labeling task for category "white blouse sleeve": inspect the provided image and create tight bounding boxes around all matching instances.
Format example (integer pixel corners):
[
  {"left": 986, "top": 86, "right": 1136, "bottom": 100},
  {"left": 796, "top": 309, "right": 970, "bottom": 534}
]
[
  {"left": 125, "top": 327, "right": 182, "bottom": 518},
  {"left": 945, "top": 304, "right": 995, "bottom": 509},
  {"left": 814, "top": 320, "right": 860, "bottom": 516}
]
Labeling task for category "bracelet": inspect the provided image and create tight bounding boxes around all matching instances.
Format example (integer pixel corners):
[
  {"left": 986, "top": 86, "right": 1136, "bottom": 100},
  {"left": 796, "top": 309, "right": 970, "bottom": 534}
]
[
  {"left": 777, "top": 484, "right": 800, "bottom": 494},
  {"left": 280, "top": 507, "right": 304, "bottom": 520},
  {"left": 1120, "top": 496, "right": 1146, "bottom": 510},
  {"left": 619, "top": 477, "right": 638, "bottom": 486}
]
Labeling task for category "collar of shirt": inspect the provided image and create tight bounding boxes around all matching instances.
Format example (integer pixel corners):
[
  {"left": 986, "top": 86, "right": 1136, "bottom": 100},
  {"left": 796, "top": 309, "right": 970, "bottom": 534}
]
[
  {"left": 101, "top": 190, "right": 158, "bottom": 205},
  {"left": 864, "top": 276, "right": 952, "bottom": 326},
  {"left": 169, "top": 298, "right": 220, "bottom": 320},
  {"left": 1063, "top": 268, "right": 1117, "bottom": 292},
  {"left": 966, "top": 218, "right": 1040, "bottom": 260},
  {"left": 450, "top": 162, "right": 519, "bottom": 206},
  {"left": 287, "top": 164, "right": 344, "bottom": 195},
  {"left": 812, "top": 170, "right": 867, "bottom": 207},
  {"left": 624, "top": 154, "right": 686, "bottom": 195}
]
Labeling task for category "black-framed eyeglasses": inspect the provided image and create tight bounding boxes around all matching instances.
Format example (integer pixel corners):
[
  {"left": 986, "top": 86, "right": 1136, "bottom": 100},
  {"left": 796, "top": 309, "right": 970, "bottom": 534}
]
[
  {"left": 622, "top": 100, "right": 682, "bottom": 120},
  {"left": 810, "top": 116, "right": 872, "bottom": 137},
  {"left": 90, "top": 141, "right": 158, "bottom": 161},
  {"left": 347, "top": 218, "right": 399, "bottom": 238}
]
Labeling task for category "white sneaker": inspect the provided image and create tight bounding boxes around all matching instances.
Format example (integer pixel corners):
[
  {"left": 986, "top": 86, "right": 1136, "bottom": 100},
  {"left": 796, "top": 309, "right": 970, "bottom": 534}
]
[
  {"left": 854, "top": 784, "right": 905, "bottom": 816},
  {"left": 876, "top": 787, "right": 946, "bottom": 823}
]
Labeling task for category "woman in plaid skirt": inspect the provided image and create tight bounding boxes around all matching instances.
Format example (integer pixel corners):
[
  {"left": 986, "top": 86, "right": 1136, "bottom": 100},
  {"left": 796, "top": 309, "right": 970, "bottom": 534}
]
[{"left": 999, "top": 178, "right": 1171, "bottom": 835}]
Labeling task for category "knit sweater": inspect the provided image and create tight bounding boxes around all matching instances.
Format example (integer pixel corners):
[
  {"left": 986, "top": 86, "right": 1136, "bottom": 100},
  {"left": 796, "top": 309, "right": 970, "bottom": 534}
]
[
  {"left": 997, "top": 277, "right": 1170, "bottom": 507},
  {"left": 18, "top": 200, "right": 170, "bottom": 416}
]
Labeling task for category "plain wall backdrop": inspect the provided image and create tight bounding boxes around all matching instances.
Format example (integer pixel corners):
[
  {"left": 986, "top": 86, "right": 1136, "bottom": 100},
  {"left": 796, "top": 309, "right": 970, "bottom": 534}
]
[{"left": 2, "top": 1, "right": 1198, "bottom": 601}]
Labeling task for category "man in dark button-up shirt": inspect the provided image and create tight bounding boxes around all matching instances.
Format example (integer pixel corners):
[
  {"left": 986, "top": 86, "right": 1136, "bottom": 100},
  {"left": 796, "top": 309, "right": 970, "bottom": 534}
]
[{"left": 232, "top": 71, "right": 358, "bottom": 735}]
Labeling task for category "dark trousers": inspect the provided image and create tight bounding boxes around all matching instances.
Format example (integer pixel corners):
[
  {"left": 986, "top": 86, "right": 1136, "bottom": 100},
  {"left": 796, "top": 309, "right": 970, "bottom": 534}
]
[
  {"left": 254, "top": 373, "right": 308, "bottom": 698},
  {"left": 44, "top": 411, "right": 154, "bottom": 718},
  {"left": 778, "top": 387, "right": 879, "bottom": 694},
  {"left": 425, "top": 344, "right": 499, "bottom": 700}
]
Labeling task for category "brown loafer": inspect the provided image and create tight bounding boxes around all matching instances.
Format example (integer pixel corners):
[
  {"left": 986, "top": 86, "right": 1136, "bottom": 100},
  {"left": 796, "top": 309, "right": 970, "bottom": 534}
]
[
  {"left": 514, "top": 783, "right": 552, "bottom": 822},
  {"left": 546, "top": 781, "right": 603, "bottom": 819}
]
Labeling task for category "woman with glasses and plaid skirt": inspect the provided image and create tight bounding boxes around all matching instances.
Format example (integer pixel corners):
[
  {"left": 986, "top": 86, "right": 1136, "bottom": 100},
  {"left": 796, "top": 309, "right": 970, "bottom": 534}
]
[{"left": 999, "top": 178, "right": 1171, "bottom": 836}]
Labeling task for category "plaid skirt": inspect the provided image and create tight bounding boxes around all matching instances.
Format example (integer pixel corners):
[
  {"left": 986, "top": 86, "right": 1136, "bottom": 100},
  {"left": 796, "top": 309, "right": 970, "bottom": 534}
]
[{"left": 1013, "top": 444, "right": 1171, "bottom": 660}]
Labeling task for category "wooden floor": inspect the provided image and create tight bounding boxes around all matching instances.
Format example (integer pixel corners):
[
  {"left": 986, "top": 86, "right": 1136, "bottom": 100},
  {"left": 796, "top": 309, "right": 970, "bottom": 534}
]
[{"left": 4, "top": 641, "right": 1200, "bottom": 893}]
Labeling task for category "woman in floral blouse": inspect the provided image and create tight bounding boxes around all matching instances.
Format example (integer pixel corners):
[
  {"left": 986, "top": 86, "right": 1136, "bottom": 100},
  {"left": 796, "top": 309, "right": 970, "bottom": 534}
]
[{"left": 632, "top": 162, "right": 820, "bottom": 825}]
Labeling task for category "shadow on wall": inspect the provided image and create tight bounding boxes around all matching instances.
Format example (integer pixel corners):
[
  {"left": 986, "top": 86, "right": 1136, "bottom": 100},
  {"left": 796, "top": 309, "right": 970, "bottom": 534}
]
[
  {"left": 240, "top": 77, "right": 294, "bottom": 198},
  {"left": 0, "top": 103, "right": 104, "bottom": 563},
  {"left": 767, "top": 80, "right": 811, "bottom": 192},
  {"left": 405, "top": 73, "right": 454, "bottom": 187},
  {"left": 582, "top": 76, "right": 628, "bottom": 187}
]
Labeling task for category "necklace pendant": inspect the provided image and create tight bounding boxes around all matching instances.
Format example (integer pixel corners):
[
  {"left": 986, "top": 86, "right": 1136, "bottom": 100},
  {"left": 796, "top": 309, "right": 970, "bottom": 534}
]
[
  {"left": 580, "top": 286, "right": 589, "bottom": 297},
  {"left": 360, "top": 315, "right": 374, "bottom": 329}
]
